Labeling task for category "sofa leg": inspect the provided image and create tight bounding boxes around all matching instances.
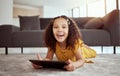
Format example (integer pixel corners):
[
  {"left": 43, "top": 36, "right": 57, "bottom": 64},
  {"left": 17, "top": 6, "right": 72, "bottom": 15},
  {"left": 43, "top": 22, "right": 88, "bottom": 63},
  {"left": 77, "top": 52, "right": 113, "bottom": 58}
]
[
  {"left": 5, "top": 47, "right": 8, "bottom": 55},
  {"left": 101, "top": 46, "right": 103, "bottom": 53},
  {"left": 21, "top": 47, "right": 23, "bottom": 54},
  {"left": 113, "top": 46, "right": 116, "bottom": 54}
]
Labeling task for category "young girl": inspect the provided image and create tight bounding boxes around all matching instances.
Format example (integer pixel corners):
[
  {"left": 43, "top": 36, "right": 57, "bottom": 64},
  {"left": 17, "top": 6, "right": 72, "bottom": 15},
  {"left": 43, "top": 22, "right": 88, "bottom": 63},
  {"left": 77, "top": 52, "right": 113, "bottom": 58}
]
[{"left": 32, "top": 15, "right": 96, "bottom": 71}]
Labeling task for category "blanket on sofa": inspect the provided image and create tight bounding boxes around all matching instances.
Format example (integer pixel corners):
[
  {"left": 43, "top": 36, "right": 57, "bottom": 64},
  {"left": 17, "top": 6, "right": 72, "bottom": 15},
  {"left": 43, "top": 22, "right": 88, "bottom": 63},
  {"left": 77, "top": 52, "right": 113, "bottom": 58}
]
[{"left": 0, "top": 54, "right": 120, "bottom": 76}]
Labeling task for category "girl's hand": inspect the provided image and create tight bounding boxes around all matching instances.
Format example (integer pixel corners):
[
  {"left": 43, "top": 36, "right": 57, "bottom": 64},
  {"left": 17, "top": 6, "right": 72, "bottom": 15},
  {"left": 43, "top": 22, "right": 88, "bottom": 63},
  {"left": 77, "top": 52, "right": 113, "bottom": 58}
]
[
  {"left": 32, "top": 53, "right": 43, "bottom": 69},
  {"left": 32, "top": 63, "right": 43, "bottom": 69},
  {"left": 37, "top": 53, "right": 43, "bottom": 60},
  {"left": 64, "top": 59, "right": 76, "bottom": 71}
]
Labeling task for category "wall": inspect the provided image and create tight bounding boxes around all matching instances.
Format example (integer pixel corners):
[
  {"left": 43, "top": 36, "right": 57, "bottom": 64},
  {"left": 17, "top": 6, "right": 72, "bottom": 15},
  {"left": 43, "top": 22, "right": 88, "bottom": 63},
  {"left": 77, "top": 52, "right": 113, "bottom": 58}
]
[
  {"left": 13, "top": 4, "right": 67, "bottom": 26},
  {"left": 13, "top": 4, "right": 42, "bottom": 18},
  {"left": 0, "top": 0, "right": 13, "bottom": 25},
  {"left": 13, "top": 4, "right": 43, "bottom": 26},
  {"left": 43, "top": 6, "right": 67, "bottom": 18}
]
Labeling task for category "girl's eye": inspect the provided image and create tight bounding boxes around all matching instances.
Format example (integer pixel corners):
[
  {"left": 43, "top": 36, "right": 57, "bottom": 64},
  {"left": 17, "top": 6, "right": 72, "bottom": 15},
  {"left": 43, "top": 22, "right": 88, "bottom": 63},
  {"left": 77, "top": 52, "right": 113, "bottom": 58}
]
[
  {"left": 62, "top": 25, "right": 68, "bottom": 28},
  {"left": 62, "top": 26, "right": 66, "bottom": 28},
  {"left": 53, "top": 26, "right": 58, "bottom": 28},
  {"left": 62, "top": 24, "right": 68, "bottom": 28}
]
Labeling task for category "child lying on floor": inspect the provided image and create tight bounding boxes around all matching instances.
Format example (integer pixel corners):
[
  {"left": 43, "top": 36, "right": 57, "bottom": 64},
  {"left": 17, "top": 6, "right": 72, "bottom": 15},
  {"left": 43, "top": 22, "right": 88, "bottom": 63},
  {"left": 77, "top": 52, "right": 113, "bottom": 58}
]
[{"left": 32, "top": 15, "right": 96, "bottom": 71}]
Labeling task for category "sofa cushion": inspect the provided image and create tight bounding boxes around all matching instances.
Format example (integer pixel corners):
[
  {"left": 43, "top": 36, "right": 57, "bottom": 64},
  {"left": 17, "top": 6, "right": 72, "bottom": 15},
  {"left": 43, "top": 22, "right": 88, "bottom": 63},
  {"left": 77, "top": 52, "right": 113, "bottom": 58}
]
[
  {"left": 72, "top": 17, "right": 93, "bottom": 29},
  {"left": 84, "top": 18, "right": 104, "bottom": 29},
  {"left": 19, "top": 15, "right": 40, "bottom": 30},
  {"left": 40, "top": 18, "right": 51, "bottom": 29}
]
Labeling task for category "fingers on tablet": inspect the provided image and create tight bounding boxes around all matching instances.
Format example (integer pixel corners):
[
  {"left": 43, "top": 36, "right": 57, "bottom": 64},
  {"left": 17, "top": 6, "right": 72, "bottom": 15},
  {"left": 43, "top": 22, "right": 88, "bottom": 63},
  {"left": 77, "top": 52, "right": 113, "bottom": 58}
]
[{"left": 37, "top": 53, "right": 43, "bottom": 60}]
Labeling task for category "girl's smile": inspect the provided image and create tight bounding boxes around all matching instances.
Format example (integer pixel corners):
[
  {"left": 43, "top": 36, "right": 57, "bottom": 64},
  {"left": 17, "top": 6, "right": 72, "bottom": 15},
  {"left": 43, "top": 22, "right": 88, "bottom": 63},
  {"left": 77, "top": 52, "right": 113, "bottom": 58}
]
[
  {"left": 56, "top": 33, "right": 64, "bottom": 39},
  {"left": 53, "top": 18, "right": 69, "bottom": 43}
]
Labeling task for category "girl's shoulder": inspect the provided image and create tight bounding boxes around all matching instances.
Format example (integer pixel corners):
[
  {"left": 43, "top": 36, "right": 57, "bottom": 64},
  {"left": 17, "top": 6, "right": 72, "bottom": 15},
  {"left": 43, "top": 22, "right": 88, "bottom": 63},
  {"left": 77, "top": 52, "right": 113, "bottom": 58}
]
[
  {"left": 73, "top": 39, "right": 84, "bottom": 53},
  {"left": 77, "top": 39, "right": 84, "bottom": 45},
  {"left": 74, "top": 39, "right": 84, "bottom": 49}
]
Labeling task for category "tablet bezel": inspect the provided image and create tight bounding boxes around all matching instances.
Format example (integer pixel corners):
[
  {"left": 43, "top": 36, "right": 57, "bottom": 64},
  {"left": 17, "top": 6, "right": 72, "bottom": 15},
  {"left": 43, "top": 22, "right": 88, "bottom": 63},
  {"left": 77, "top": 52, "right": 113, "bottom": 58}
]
[{"left": 29, "top": 60, "right": 68, "bottom": 69}]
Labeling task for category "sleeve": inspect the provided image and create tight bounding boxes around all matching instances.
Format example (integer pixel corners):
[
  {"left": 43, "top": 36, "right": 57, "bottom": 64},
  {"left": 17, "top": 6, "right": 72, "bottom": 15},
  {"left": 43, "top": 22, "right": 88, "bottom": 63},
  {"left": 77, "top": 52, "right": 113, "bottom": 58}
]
[{"left": 73, "top": 39, "right": 84, "bottom": 53}]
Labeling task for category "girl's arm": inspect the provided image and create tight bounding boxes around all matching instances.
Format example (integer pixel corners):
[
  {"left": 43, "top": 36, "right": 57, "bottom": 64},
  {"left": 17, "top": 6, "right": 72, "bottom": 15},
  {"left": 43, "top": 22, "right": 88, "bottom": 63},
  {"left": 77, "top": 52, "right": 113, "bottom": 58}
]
[
  {"left": 32, "top": 48, "right": 54, "bottom": 69},
  {"left": 43, "top": 48, "right": 54, "bottom": 61},
  {"left": 73, "top": 47, "right": 85, "bottom": 68},
  {"left": 37, "top": 48, "right": 54, "bottom": 61},
  {"left": 64, "top": 47, "right": 84, "bottom": 71}
]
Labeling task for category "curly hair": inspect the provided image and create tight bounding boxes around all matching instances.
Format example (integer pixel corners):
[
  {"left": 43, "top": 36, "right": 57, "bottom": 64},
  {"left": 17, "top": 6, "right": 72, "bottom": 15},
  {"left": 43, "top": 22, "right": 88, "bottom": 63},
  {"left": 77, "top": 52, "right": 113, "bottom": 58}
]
[{"left": 44, "top": 15, "right": 82, "bottom": 52}]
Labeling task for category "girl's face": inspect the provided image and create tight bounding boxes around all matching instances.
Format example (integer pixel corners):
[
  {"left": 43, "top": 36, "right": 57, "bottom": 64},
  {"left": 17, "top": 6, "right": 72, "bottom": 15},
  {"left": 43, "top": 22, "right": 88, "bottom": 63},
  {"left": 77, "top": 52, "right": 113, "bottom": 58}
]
[{"left": 53, "top": 18, "right": 69, "bottom": 43}]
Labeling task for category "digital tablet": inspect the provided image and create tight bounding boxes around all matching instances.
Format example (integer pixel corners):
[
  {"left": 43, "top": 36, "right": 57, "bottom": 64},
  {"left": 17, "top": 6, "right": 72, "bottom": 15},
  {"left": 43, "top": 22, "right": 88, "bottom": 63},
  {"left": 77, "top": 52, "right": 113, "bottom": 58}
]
[{"left": 29, "top": 60, "right": 68, "bottom": 69}]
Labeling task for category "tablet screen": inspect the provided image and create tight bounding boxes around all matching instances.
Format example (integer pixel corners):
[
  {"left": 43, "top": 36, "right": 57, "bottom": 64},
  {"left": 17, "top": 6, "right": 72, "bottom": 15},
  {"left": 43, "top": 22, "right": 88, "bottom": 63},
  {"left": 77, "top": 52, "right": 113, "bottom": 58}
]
[{"left": 29, "top": 60, "right": 68, "bottom": 69}]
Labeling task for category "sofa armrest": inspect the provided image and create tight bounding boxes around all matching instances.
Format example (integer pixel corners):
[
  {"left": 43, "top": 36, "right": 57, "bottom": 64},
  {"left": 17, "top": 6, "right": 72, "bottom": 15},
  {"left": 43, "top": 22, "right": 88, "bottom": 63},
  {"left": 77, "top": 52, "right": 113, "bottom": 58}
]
[
  {"left": 102, "top": 10, "right": 120, "bottom": 45},
  {"left": 0, "top": 24, "right": 19, "bottom": 46}
]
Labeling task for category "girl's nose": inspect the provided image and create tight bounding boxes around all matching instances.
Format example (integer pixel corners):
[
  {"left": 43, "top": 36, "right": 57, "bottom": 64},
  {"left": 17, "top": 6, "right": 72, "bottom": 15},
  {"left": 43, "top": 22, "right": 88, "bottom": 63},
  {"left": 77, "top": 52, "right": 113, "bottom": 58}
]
[{"left": 58, "top": 27, "right": 63, "bottom": 31}]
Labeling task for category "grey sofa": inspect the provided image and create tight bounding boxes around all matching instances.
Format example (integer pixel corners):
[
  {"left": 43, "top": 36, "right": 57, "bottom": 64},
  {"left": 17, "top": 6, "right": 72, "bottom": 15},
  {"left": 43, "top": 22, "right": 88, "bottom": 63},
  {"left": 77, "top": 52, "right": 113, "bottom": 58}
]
[{"left": 0, "top": 9, "right": 119, "bottom": 54}]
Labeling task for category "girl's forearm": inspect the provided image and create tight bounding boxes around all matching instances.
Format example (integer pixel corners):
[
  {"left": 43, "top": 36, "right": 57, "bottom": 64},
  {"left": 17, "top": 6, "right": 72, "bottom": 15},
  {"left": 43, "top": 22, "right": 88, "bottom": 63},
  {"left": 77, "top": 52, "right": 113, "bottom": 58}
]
[
  {"left": 73, "top": 59, "right": 84, "bottom": 69},
  {"left": 43, "top": 57, "right": 52, "bottom": 61}
]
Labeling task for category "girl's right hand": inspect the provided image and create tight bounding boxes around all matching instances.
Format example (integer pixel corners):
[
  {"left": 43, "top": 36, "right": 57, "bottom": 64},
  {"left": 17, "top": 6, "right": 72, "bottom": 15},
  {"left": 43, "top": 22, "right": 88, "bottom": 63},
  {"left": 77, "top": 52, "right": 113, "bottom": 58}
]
[
  {"left": 64, "top": 59, "right": 75, "bottom": 71},
  {"left": 32, "top": 53, "right": 43, "bottom": 69},
  {"left": 32, "top": 63, "right": 43, "bottom": 69},
  {"left": 37, "top": 53, "right": 43, "bottom": 60}
]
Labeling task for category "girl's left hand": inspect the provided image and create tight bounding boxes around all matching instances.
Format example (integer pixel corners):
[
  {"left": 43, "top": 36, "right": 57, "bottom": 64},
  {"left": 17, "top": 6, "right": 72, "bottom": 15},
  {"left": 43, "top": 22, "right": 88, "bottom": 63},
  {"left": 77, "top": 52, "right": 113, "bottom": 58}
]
[
  {"left": 63, "top": 59, "right": 75, "bottom": 71},
  {"left": 31, "top": 53, "right": 43, "bottom": 69}
]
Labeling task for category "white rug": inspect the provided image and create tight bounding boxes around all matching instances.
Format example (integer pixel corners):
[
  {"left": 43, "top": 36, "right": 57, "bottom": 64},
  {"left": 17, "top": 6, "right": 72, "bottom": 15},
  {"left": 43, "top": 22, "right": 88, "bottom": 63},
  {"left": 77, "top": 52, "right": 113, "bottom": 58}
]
[{"left": 0, "top": 54, "right": 120, "bottom": 76}]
